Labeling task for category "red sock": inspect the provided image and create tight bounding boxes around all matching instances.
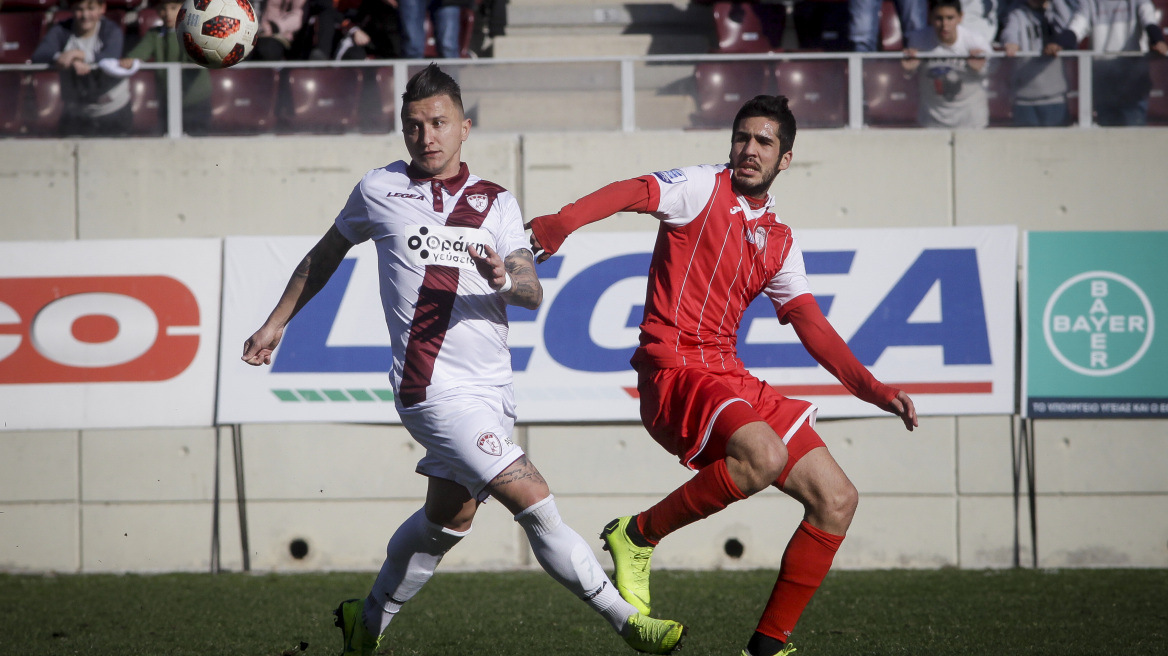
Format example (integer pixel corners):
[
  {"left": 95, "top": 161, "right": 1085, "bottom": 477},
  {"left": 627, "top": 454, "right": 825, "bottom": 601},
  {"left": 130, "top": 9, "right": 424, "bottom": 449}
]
[
  {"left": 756, "top": 520, "right": 844, "bottom": 642},
  {"left": 636, "top": 459, "right": 747, "bottom": 544}
]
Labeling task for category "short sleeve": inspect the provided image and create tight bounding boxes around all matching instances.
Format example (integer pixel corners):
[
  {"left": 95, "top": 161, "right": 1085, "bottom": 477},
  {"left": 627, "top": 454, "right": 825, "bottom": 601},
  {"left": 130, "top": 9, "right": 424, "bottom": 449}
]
[
  {"left": 764, "top": 237, "right": 814, "bottom": 322},
  {"left": 646, "top": 164, "right": 721, "bottom": 227},
  {"left": 493, "top": 192, "right": 530, "bottom": 257},
  {"left": 333, "top": 179, "right": 372, "bottom": 245}
]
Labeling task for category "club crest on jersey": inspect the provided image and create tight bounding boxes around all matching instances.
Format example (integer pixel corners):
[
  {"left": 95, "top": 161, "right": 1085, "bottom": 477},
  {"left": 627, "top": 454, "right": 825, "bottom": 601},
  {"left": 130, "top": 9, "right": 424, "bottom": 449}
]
[
  {"left": 653, "top": 169, "right": 687, "bottom": 184},
  {"left": 466, "top": 194, "right": 489, "bottom": 213},
  {"left": 746, "top": 226, "right": 767, "bottom": 250},
  {"left": 476, "top": 431, "right": 503, "bottom": 456}
]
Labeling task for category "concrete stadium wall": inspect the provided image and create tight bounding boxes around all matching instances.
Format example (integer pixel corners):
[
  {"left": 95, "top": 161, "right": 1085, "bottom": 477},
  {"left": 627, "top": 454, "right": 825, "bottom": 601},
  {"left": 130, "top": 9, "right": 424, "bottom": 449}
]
[{"left": 1, "top": 129, "right": 1165, "bottom": 574}]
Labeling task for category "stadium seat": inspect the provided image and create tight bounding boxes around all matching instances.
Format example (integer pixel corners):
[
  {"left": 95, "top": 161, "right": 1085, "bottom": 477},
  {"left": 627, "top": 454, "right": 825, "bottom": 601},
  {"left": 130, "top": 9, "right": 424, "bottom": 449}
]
[
  {"left": 206, "top": 67, "right": 279, "bottom": 135},
  {"left": 128, "top": 69, "right": 163, "bottom": 135},
  {"left": 24, "top": 69, "right": 62, "bottom": 136},
  {"left": 422, "top": 5, "right": 476, "bottom": 58},
  {"left": 362, "top": 65, "right": 395, "bottom": 133},
  {"left": 792, "top": 0, "right": 850, "bottom": 51},
  {"left": 0, "top": 11, "right": 47, "bottom": 64},
  {"left": 0, "top": 71, "right": 24, "bottom": 135},
  {"left": 1063, "top": 56, "right": 1079, "bottom": 124},
  {"left": 134, "top": 7, "right": 164, "bottom": 34},
  {"left": 709, "top": 1, "right": 785, "bottom": 53},
  {"left": 773, "top": 59, "right": 848, "bottom": 128},
  {"left": 879, "top": 0, "right": 904, "bottom": 51},
  {"left": 1147, "top": 58, "right": 1168, "bottom": 125},
  {"left": 692, "top": 60, "right": 771, "bottom": 127},
  {"left": 0, "top": 0, "right": 56, "bottom": 11},
  {"left": 985, "top": 58, "right": 1013, "bottom": 126},
  {"left": 862, "top": 58, "right": 919, "bottom": 126},
  {"left": 282, "top": 66, "right": 363, "bottom": 134}
]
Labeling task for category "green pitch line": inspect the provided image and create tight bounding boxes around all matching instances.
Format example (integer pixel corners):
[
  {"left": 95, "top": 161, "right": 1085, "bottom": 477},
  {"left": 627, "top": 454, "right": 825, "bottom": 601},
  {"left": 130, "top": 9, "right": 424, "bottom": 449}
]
[{"left": 270, "top": 389, "right": 394, "bottom": 402}]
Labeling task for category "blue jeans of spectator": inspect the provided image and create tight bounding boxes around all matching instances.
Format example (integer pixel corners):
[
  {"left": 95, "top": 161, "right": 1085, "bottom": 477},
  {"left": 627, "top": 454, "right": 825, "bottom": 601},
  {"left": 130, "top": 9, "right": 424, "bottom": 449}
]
[
  {"left": 1012, "top": 101, "right": 1068, "bottom": 127},
  {"left": 1094, "top": 99, "right": 1148, "bottom": 127},
  {"left": 849, "top": 0, "right": 926, "bottom": 51},
  {"left": 400, "top": 0, "right": 462, "bottom": 58}
]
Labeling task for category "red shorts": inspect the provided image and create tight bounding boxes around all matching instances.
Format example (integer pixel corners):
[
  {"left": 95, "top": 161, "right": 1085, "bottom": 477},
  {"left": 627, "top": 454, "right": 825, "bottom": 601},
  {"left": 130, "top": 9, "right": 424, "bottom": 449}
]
[{"left": 637, "top": 366, "right": 823, "bottom": 485}]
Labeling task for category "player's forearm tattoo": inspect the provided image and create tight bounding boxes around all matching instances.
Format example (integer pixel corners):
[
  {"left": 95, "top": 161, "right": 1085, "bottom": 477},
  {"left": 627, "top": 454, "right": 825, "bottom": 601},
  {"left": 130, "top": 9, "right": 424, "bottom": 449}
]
[
  {"left": 488, "top": 456, "right": 546, "bottom": 491},
  {"left": 502, "top": 249, "right": 543, "bottom": 310}
]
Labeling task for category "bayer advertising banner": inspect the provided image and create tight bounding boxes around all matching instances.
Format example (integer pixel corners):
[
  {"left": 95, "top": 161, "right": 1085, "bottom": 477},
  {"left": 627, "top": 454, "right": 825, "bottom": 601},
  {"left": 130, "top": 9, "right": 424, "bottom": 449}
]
[
  {"left": 0, "top": 239, "right": 222, "bottom": 430},
  {"left": 218, "top": 226, "right": 1017, "bottom": 424},
  {"left": 1023, "top": 232, "right": 1167, "bottom": 419}
]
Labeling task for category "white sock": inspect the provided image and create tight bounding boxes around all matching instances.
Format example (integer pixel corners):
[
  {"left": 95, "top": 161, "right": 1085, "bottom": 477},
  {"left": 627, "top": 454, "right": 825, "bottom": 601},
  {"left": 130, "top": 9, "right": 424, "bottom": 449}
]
[
  {"left": 363, "top": 507, "right": 470, "bottom": 635},
  {"left": 514, "top": 495, "right": 637, "bottom": 633}
]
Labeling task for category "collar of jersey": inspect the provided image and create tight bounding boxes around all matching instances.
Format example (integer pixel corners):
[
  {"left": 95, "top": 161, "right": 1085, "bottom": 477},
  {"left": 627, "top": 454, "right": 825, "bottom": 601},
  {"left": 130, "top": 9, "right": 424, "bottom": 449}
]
[{"left": 406, "top": 161, "right": 470, "bottom": 195}]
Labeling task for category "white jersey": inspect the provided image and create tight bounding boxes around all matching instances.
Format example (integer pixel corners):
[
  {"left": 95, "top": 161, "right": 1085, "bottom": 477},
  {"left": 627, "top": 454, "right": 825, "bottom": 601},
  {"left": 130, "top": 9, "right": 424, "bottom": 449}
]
[
  {"left": 333, "top": 161, "right": 529, "bottom": 407},
  {"left": 906, "top": 25, "right": 992, "bottom": 128}
]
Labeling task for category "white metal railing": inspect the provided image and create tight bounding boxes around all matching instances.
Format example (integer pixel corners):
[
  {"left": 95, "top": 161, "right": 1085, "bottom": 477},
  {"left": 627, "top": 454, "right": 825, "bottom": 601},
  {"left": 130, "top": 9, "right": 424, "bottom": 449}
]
[{"left": 0, "top": 50, "right": 1159, "bottom": 138}]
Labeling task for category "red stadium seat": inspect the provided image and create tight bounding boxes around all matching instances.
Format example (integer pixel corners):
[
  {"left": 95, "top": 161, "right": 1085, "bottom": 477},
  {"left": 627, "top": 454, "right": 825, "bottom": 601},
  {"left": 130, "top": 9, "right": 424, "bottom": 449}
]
[
  {"left": 0, "top": 0, "right": 56, "bottom": 11},
  {"left": 773, "top": 59, "right": 848, "bottom": 128},
  {"left": 1063, "top": 56, "right": 1080, "bottom": 124},
  {"left": 206, "top": 67, "right": 279, "bottom": 135},
  {"left": 985, "top": 58, "right": 1013, "bottom": 126},
  {"left": 128, "top": 69, "right": 163, "bottom": 135},
  {"left": 25, "top": 69, "right": 62, "bottom": 135},
  {"left": 792, "top": 0, "right": 850, "bottom": 51},
  {"left": 0, "top": 11, "right": 47, "bottom": 64},
  {"left": 362, "top": 65, "right": 395, "bottom": 133},
  {"left": 0, "top": 71, "right": 25, "bottom": 135},
  {"left": 1148, "top": 58, "right": 1168, "bottom": 125},
  {"left": 422, "top": 5, "right": 475, "bottom": 58},
  {"left": 135, "top": 7, "right": 164, "bottom": 33},
  {"left": 104, "top": 0, "right": 146, "bottom": 10},
  {"left": 879, "top": 0, "right": 904, "bottom": 51},
  {"left": 692, "top": 60, "right": 771, "bottom": 127},
  {"left": 710, "top": 1, "right": 785, "bottom": 53},
  {"left": 862, "top": 58, "right": 919, "bottom": 126},
  {"left": 282, "top": 66, "right": 364, "bottom": 134}
]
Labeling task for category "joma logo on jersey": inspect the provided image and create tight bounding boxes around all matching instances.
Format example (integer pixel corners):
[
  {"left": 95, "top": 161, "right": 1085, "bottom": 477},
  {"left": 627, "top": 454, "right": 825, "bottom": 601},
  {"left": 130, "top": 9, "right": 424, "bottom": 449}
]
[
  {"left": 388, "top": 192, "right": 425, "bottom": 200},
  {"left": 0, "top": 275, "right": 201, "bottom": 383},
  {"left": 1043, "top": 271, "right": 1154, "bottom": 376}
]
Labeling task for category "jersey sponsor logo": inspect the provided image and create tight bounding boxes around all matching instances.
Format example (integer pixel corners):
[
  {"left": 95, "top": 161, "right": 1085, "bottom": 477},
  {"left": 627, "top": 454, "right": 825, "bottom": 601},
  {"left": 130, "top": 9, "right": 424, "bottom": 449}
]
[
  {"left": 653, "top": 169, "right": 688, "bottom": 184},
  {"left": 466, "top": 193, "right": 489, "bottom": 213},
  {"left": 476, "top": 431, "right": 503, "bottom": 456},
  {"left": 388, "top": 191, "right": 425, "bottom": 200},
  {"left": 0, "top": 275, "right": 201, "bottom": 384},
  {"left": 729, "top": 206, "right": 743, "bottom": 214},
  {"left": 403, "top": 225, "right": 490, "bottom": 271},
  {"left": 1042, "top": 271, "right": 1154, "bottom": 376}
]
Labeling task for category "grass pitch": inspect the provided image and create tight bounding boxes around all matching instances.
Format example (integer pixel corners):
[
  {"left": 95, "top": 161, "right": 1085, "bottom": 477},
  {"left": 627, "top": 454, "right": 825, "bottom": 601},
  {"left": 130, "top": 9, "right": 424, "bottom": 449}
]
[{"left": 0, "top": 568, "right": 1165, "bottom": 655}]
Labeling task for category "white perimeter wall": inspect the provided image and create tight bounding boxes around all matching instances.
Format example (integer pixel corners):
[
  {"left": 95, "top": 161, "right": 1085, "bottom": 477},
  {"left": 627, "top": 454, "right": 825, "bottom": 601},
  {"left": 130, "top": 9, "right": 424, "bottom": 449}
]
[{"left": 1, "top": 129, "right": 1166, "bottom": 574}]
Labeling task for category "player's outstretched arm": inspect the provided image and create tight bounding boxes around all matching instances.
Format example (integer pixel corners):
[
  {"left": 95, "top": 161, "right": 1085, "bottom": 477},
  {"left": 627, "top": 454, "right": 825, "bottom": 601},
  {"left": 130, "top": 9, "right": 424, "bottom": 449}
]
[
  {"left": 242, "top": 225, "right": 354, "bottom": 366},
  {"left": 469, "top": 243, "right": 542, "bottom": 310},
  {"left": 785, "top": 300, "right": 919, "bottom": 431},
  {"left": 526, "top": 177, "right": 655, "bottom": 263}
]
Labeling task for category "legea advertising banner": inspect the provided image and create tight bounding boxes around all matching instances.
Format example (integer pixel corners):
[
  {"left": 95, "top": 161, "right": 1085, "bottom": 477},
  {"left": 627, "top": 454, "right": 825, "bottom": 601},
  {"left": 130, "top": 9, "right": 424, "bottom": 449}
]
[
  {"left": 218, "top": 226, "right": 1017, "bottom": 424},
  {"left": 0, "top": 239, "right": 222, "bottom": 430},
  {"left": 1023, "top": 231, "right": 1168, "bottom": 418}
]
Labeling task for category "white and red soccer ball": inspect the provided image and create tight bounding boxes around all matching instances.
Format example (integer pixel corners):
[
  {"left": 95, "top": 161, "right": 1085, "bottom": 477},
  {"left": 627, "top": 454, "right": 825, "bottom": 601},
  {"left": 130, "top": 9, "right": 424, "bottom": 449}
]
[{"left": 176, "top": 0, "right": 259, "bottom": 69}]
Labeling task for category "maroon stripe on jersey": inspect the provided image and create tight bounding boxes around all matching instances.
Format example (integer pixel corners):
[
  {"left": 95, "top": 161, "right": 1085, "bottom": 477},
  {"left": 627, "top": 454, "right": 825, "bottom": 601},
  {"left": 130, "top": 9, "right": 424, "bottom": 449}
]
[{"left": 398, "top": 180, "right": 503, "bottom": 407}]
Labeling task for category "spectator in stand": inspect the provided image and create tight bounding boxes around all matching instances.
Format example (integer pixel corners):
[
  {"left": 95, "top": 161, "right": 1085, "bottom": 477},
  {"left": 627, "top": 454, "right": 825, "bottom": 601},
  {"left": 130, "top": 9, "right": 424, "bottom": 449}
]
[
  {"left": 903, "top": 0, "right": 992, "bottom": 127},
  {"left": 252, "top": 0, "right": 313, "bottom": 59},
  {"left": 331, "top": 0, "right": 403, "bottom": 60},
  {"left": 1065, "top": 0, "right": 1168, "bottom": 125},
  {"left": 399, "top": 0, "right": 468, "bottom": 58},
  {"left": 850, "top": 0, "right": 927, "bottom": 51},
  {"left": 124, "top": 0, "right": 212, "bottom": 133},
  {"left": 31, "top": 0, "right": 134, "bottom": 136},
  {"left": 1001, "top": 0, "right": 1076, "bottom": 126},
  {"left": 960, "top": 0, "right": 999, "bottom": 43}
]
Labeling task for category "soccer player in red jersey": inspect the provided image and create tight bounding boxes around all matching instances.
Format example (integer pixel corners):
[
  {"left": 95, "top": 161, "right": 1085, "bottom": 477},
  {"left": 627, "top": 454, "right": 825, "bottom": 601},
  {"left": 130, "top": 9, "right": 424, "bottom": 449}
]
[{"left": 527, "top": 95, "right": 918, "bottom": 656}]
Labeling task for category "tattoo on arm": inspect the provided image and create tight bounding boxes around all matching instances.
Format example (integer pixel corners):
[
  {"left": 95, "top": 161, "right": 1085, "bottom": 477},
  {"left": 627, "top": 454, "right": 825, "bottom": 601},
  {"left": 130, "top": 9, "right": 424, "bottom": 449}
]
[{"left": 501, "top": 249, "right": 543, "bottom": 310}]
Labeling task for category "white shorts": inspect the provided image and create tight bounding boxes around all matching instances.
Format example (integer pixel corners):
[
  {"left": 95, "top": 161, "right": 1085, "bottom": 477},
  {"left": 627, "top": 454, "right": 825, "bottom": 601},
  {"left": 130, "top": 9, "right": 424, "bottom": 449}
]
[{"left": 396, "top": 384, "right": 524, "bottom": 501}]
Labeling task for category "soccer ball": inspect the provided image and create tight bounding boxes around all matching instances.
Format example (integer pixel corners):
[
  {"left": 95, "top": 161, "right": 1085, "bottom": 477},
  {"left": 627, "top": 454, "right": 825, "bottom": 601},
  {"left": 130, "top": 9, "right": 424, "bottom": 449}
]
[{"left": 176, "top": 0, "right": 259, "bottom": 69}]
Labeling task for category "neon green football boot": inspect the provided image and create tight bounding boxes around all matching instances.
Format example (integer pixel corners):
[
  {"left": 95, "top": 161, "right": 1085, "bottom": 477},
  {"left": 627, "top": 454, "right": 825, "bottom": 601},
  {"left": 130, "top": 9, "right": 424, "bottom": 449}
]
[
  {"left": 333, "top": 598, "right": 382, "bottom": 656},
  {"left": 623, "top": 612, "right": 687, "bottom": 654},
  {"left": 601, "top": 516, "right": 654, "bottom": 615}
]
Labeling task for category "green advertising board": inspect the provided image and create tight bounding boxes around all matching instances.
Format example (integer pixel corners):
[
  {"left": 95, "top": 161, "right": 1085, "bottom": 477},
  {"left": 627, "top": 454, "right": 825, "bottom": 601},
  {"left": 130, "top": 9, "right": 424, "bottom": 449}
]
[{"left": 1024, "top": 232, "right": 1167, "bottom": 418}]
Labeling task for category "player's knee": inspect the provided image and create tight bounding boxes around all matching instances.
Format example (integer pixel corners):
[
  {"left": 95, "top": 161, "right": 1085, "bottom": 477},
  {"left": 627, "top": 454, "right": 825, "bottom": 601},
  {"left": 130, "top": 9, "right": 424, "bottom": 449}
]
[
  {"left": 827, "top": 481, "right": 859, "bottom": 527},
  {"left": 742, "top": 440, "right": 788, "bottom": 494}
]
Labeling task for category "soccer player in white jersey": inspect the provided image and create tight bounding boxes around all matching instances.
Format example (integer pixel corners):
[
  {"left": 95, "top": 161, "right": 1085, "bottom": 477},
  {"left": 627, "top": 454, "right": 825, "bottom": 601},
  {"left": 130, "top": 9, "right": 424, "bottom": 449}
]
[
  {"left": 242, "top": 63, "right": 686, "bottom": 656},
  {"left": 527, "top": 95, "right": 919, "bottom": 656}
]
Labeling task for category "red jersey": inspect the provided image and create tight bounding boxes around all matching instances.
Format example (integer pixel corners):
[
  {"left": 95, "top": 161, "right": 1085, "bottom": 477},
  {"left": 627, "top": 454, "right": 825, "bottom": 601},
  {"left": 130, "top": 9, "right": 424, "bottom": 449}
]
[{"left": 632, "top": 164, "right": 814, "bottom": 372}]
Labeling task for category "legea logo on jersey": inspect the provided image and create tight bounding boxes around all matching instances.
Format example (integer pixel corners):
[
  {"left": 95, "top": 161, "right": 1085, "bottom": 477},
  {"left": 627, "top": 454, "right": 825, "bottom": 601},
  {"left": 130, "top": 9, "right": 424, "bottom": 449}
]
[
  {"left": 0, "top": 275, "right": 201, "bottom": 384},
  {"left": 1042, "top": 271, "right": 1155, "bottom": 376},
  {"left": 404, "top": 225, "right": 489, "bottom": 271}
]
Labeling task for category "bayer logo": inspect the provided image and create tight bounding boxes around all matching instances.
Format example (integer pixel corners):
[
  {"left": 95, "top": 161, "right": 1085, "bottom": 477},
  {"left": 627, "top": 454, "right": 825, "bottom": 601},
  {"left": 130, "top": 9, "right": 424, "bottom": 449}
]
[{"left": 1042, "top": 271, "right": 1155, "bottom": 376}]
